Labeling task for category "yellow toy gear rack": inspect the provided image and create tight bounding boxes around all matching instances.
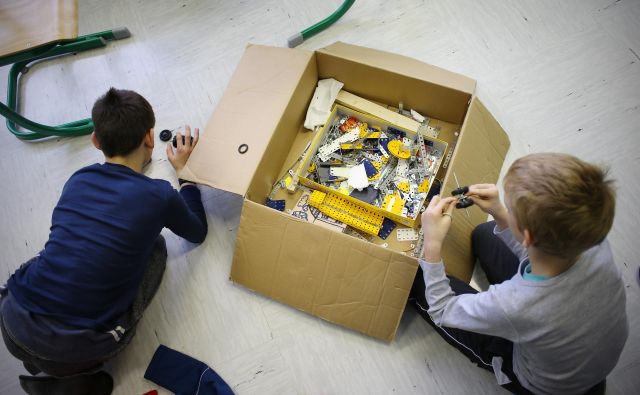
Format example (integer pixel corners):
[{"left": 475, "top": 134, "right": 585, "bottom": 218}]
[{"left": 309, "top": 190, "right": 396, "bottom": 238}]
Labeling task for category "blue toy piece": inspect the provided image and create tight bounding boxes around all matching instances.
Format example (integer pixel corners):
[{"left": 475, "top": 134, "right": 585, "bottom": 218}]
[
  {"left": 265, "top": 198, "right": 286, "bottom": 211},
  {"left": 386, "top": 127, "right": 406, "bottom": 139},
  {"left": 378, "top": 218, "right": 397, "bottom": 240},
  {"left": 362, "top": 159, "right": 378, "bottom": 178}
]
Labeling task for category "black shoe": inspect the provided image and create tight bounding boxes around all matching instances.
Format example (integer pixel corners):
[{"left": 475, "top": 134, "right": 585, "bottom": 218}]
[
  {"left": 19, "top": 370, "right": 113, "bottom": 395},
  {"left": 22, "top": 362, "right": 42, "bottom": 376}
]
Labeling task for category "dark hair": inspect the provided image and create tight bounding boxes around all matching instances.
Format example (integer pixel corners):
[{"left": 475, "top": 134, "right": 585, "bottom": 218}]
[{"left": 91, "top": 87, "right": 155, "bottom": 157}]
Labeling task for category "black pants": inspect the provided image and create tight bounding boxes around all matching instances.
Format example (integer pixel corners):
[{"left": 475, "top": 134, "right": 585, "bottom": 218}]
[
  {"left": 1, "top": 236, "right": 167, "bottom": 378},
  {"left": 409, "top": 221, "right": 534, "bottom": 395}
]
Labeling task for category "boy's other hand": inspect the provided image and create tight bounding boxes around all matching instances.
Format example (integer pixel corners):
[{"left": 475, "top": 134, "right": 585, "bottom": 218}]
[
  {"left": 166, "top": 125, "right": 199, "bottom": 177},
  {"left": 422, "top": 195, "right": 457, "bottom": 262},
  {"left": 468, "top": 184, "right": 509, "bottom": 228}
]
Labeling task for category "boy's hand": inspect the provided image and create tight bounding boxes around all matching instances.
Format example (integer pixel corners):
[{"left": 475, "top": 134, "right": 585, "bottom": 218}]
[
  {"left": 166, "top": 125, "right": 199, "bottom": 177},
  {"left": 467, "top": 184, "right": 509, "bottom": 229},
  {"left": 422, "top": 195, "right": 457, "bottom": 262}
]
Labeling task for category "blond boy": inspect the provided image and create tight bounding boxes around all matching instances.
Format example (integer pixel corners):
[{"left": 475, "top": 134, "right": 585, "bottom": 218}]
[{"left": 410, "top": 153, "right": 628, "bottom": 394}]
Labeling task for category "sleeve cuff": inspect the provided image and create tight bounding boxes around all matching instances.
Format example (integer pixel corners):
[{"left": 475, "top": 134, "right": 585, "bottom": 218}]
[
  {"left": 418, "top": 258, "right": 444, "bottom": 271},
  {"left": 493, "top": 224, "right": 508, "bottom": 235}
]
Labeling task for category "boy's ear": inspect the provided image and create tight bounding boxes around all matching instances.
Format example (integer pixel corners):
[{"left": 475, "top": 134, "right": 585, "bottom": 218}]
[
  {"left": 522, "top": 229, "right": 534, "bottom": 248},
  {"left": 91, "top": 132, "right": 102, "bottom": 151},
  {"left": 144, "top": 128, "right": 154, "bottom": 148}
]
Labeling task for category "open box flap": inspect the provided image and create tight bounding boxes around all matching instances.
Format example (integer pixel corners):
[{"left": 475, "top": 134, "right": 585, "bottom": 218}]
[
  {"left": 0, "top": 0, "right": 78, "bottom": 58},
  {"left": 317, "top": 42, "right": 476, "bottom": 96},
  {"left": 440, "top": 97, "right": 510, "bottom": 282},
  {"left": 231, "top": 200, "right": 418, "bottom": 342},
  {"left": 179, "top": 44, "right": 314, "bottom": 195}
]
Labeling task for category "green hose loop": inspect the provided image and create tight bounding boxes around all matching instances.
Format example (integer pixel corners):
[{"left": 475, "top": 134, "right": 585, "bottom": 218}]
[
  {"left": 301, "top": 0, "right": 355, "bottom": 40},
  {"left": 288, "top": 0, "right": 355, "bottom": 47}
]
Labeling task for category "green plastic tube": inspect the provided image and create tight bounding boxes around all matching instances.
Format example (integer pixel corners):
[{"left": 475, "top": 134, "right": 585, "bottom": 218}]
[{"left": 288, "top": 0, "right": 356, "bottom": 48}]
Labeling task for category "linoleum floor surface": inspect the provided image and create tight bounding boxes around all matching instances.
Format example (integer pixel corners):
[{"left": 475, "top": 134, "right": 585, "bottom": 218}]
[{"left": 1, "top": 1, "right": 638, "bottom": 394}]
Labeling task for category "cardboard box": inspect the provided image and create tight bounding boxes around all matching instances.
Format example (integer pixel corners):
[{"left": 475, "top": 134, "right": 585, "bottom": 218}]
[{"left": 180, "top": 42, "right": 510, "bottom": 341}]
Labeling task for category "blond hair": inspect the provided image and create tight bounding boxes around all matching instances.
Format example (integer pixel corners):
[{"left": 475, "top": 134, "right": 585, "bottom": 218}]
[{"left": 503, "top": 153, "right": 615, "bottom": 258}]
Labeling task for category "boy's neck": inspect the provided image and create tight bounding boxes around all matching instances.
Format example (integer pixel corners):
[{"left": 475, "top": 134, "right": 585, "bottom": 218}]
[
  {"left": 105, "top": 149, "right": 147, "bottom": 173},
  {"left": 528, "top": 247, "right": 579, "bottom": 277}
]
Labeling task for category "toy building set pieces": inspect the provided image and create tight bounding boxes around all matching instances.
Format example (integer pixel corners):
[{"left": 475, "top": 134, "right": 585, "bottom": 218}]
[
  {"left": 396, "top": 228, "right": 419, "bottom": 241},
  {"left": 262, "top": 97, "right": 453, "bottom": 248},
  {"left": 297, "top": 104, "right": 448, "bottom": 228},
  {"left": 262, "top": 89, "right": 462, "bottom": 253},
  {"left": 288, "top": 188, "right": 347, "bottom": 233},
  {"left": 309, "top": 190, "right": 384, "bottom": 236}
]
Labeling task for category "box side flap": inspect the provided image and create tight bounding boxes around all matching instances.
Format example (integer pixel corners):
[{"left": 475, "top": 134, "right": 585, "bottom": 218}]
[
  {"left": 231, "top": 200, "right": 418, "bottom": 341},
  {"left": 245, "top": 59, "right": 318, "bottom": 203},
  {"left": 320, "top": 42, "right": 476, "bottom": 94},
  {"left": 440, "top": 97, "right": 510, "bottom": 282},
  {"left": 179, "top": 45, "right": 314, "bottom": 195},
  {"left": 317, "top": 42, "right": 475, "bottom": 124}
]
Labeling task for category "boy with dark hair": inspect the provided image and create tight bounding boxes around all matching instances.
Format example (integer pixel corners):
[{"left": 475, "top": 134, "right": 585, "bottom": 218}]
[
  {"left": 0, "top": 88, "right": 207, "bottom": 394},
  {"left": 411, "top": 153, "right": 628, "bottom": 395}
]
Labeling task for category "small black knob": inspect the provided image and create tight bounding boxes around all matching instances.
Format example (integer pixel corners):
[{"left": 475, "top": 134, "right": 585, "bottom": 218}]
[{"left": 159, "top": 129, "right": 172, "bottom": 142}]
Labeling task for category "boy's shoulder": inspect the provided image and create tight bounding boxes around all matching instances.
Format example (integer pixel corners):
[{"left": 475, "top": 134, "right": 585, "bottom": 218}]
[{"left": 67, "top": 163, "right": 174, "bottom": 194}]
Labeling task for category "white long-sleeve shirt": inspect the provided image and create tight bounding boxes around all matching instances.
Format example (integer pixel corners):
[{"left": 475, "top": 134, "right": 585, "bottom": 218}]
[{"left": 420, "top": 226, "right": 628, "bottom": 395}]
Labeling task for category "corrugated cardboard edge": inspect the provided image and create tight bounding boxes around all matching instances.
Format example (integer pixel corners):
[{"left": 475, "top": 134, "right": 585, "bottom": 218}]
[
  {"left": 230, "top": 200, "right": 418, "bottom": 342},
  {"left": 440, "top": 97, "right": 510, "bottom": 282},
  {"left": 318, "top": 42, "right": 476, "bottom": 95}
]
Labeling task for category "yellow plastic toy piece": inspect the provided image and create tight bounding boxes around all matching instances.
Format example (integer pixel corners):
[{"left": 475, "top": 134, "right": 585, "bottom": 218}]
[
  {"left": 308, "top": 162, "right": 317, "bottom": 173},
  {"left": 418, "top": 178, "right": 430, "bottom": 193},
  {"left": 358, "top": 122, "right": 369, "bottom": 134},
  {"left": 387, "top": 139, "right": 411, "bottom": 159},
  {"left": 382, "top": 192, "right": 405, "bottom": 215},
  {"left": 284, "top": 175, "right": 293, "bottom": 188},
  {"left": 309, "top": 190, "right": 326, "bottom": 207},
  {"left": 358, "top": 125, "right": 381, "bottom": 139},
  {"left": 340, "top": 143, "right": 364, "bottom": 150},
  {"left": 396, "top": 181, "right": 410, "bottom": 193},
  {"left": 309, "top": 190, "right": 384, "bottom": 236}
]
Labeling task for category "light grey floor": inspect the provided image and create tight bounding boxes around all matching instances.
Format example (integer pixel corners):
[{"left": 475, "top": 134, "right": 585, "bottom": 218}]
[{"left": 1, "top": 1, "right": 639, "bottom": 394}]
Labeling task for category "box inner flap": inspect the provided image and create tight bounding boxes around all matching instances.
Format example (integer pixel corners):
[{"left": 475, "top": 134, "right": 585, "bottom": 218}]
[
  {"left": 317, "top": 42, "right": 475, "bottom": 124},
  {"left": 440, "top": 97, "right": 510, "bottom": 282},
  {"left": 180, "top": 44, "right": 314, "bottom": 195}
]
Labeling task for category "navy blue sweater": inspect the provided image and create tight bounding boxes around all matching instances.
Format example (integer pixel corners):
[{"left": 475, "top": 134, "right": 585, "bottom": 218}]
[{"left": 7, "top": 163, "right": 207, "bottom": 331}]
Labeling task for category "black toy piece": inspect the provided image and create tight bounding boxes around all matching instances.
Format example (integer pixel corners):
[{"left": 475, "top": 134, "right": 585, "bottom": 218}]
[
  {"left": 455, "top": 196, "right": 474, "bottom": 209},
  {"left": 451, "top": 186, "right": 469, "bottom": 196},
  {"left": 159, "top": 129, "right": 172, "bottom": 142},
  {"left": 172, "top": 134, "right": 194, "bottom": 148},
  {"left": 452, "top": 185, "right": 474, "bottom": 209}
]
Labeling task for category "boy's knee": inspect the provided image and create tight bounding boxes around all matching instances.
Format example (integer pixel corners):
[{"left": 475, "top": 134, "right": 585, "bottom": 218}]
[
  {"left": 472, "top": 221, "right": 496, "bottom": 244},
  {"left": 153, "top": 235, "right": 167, "bottom": 257}
]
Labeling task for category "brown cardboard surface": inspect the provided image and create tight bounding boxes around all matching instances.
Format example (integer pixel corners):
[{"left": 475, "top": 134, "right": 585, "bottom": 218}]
[
  {"left": 230, "top": 200, "right": 418, "bottom": 341},
  {"left": 0, "top": 0, "right": 78, "bottom": 58},
  {"left": 317, "top": 42, "right": 474, "bottom": 124},
  {"left": 194, "top": 42, "right": 509, "bottom": 340},
  {"left": 180, "top": 45, "right": 314, "bottom": 195},
  {"left": 439, "top": 97, "right": 510, "bottom": 282}
]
